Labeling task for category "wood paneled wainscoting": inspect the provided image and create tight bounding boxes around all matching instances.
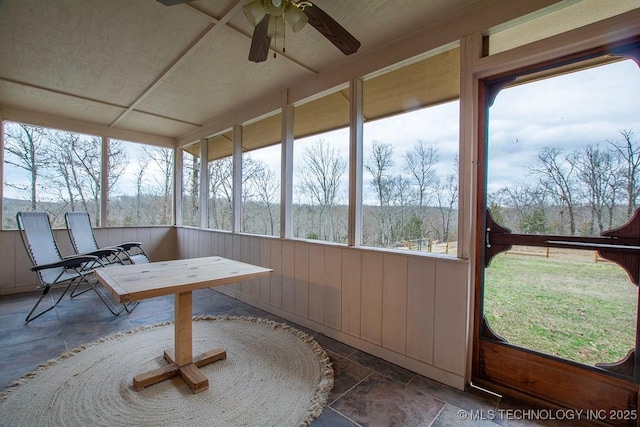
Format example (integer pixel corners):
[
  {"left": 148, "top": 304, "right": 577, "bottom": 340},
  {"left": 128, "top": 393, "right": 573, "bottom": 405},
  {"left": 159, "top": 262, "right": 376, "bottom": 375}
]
[
  {"left": 176, "top": 227, "right": 470, "bottom": 390},
  {"left": 0, "top": 226, "right": 177, "bottom": 296}
]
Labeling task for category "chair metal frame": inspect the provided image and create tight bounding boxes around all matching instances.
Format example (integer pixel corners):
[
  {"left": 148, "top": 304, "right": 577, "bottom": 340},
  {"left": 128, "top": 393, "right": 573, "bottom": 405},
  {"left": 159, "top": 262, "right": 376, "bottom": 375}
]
[
  {"left": 65, "top": 211, "right": 150, "bottom": 265},
  {"left": 65, "top": 211, "right": 125, "bottom": 266},
  {"left": 17, "top": 211, "right": 133, "bottom": 322}
]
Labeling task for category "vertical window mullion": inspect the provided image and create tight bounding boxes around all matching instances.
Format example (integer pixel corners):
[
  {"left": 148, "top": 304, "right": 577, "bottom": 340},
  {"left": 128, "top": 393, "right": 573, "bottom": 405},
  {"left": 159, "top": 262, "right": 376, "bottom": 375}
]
[
  {"left": 0, "top": 120, "right": 4, "bottom": 226},
  {"left": 199, "top": 138, "right": 208, "bottom": 229},
  {"left": 281, "top": 91, "right": 294, "bottom": 239},
  {"left": 349, "top": 78, "right": 363, "bottom": 247},
  {"left": 101, "top": 136, "right": 108, "bottom": 227},
  {"left": 232, "top": 125, "right": 242, "bottom": 233},
  {"left": 174, "top": 147, "right": 183, "bottom": 227}
]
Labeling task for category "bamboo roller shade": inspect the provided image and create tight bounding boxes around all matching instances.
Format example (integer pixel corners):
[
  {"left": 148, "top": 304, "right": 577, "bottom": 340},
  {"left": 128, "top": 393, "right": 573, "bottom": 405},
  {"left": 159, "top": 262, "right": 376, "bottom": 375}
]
[{"left": 186, "top": 47, "right": 460, "bottom": 161}]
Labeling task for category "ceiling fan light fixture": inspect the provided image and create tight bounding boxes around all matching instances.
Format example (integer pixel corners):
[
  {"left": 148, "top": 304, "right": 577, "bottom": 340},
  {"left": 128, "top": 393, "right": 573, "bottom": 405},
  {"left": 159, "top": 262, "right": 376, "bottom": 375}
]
[
  {"left": 264, "top": 0, "right": 285, "bottom": 17},
  {"left": 267, "top": 15, "right": 285, "bottom": 38},
  {"left": 284, "top": 3, "right": 308, "bottom": 32},
  {"left": 243, "top": 0, "right": 266, "bottom": 26}
]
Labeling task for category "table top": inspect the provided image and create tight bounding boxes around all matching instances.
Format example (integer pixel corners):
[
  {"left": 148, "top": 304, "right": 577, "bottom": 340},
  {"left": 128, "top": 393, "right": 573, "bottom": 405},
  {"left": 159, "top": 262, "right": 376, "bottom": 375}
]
[{"left": 95, "top": 256, "right": 272, "bottom": 303}]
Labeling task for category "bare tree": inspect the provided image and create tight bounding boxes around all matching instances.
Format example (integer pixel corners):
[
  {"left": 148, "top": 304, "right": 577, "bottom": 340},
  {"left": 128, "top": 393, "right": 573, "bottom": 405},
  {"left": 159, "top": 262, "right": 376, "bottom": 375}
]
[
  {"left": 366, "top": 141, "right": 394, "bottom": 207},
  {"left": 241, "top": 155, "right": 266, "bottom": 200},
  {"left": 4, "top": 124, "right": 173, "bottom": 228},
  {"left": 3, "top": 123, "right": 47, "bottom": 210},
  {"left": 389, "top": 174, "right": 413, "bottom": 242},
  {"left": 48, "top": 132, "right": 128, "bottom": 224},
  {"left": 404, "top": 140, "right": 439, "bottom": 209},
  {"left": 208, "top": 156, "right": 232, "bottom": 230},
  {"left": 608, "top": 129, "right": 640, "bottom": 218},
  {"left": 106, "top": 140, "right": 128, "bottom": 198},
  {"left": 365, "top": 140, "right": 395, "bottom": 245},
  {"left": 434, "top": 156, "right": 459, "bottom": 241},
  {"left": 529, "top": 147, "right": 578, "bottom": 235},
  {"left": 298, "top": 139, "right": 346, "bottom": 241},
  {"left": 142, "top": 145, "right": 174, "bottom": 225},
  {"left": 54, "top": 132, "right": 97, "bottom": 214},
  {"left": 490, "top": 182, "right": 547, "bottom": 233},
  {"left": 244, "top": 161, "right": 279, "bottom": 235},
  {"left": 182, "top": 150, "right": 200, "bottom": 226},
  {"left": 573, "top": 144, "right": 620, "bottom": 233},
  {"left": 206, "top": 155, "right": 267, "bottom": 231},
  {"left": 133, "top": 161, "right": 148, "bottom": 224}
]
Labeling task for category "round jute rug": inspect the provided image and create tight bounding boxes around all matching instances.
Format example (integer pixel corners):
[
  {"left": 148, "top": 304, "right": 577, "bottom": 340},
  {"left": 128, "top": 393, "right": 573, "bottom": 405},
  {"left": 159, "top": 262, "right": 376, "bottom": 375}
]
[{"left": 0, "top": 315, "right": 334, "bottom": 427}]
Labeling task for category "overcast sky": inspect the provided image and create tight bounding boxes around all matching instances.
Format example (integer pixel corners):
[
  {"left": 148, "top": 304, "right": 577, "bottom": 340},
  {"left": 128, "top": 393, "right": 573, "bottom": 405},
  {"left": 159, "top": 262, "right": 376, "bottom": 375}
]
[
  {"left": 4, "top": 59, "right": 638, "bottom": 204},
  {"left": 286, "top": 58, "right": 640, "bottom": 203},
  {"left": 287, "top": 100, "right": 460, "bottom": 204},
  {"left": 487, "top": 58, "right": 640, "bottom": 193}
]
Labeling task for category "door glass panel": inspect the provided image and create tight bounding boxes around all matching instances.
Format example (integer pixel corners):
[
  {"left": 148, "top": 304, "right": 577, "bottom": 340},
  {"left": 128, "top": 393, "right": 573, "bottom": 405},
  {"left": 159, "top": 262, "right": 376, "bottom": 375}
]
[
  {"left": 484, "top": 57, "right": 640, "bottom": 367},
  {"left": 484, "top": 250, "right": 636, "bottom": 365}
]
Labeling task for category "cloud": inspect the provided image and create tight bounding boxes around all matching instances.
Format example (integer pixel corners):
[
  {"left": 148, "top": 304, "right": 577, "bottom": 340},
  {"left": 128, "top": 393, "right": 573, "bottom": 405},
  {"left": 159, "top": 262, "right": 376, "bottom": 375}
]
[{"left": 487, "top": 59, "right": 640, "bottom": 192}]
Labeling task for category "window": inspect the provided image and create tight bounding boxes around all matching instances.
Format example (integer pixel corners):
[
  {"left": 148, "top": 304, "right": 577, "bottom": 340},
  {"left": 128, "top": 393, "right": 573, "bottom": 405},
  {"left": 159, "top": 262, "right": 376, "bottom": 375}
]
[
  {"left": 107, "top": 140, "right": 173, "bottom": 226},
  {"left": 293, "top": 128, "right": 349, "bottom": 243},
  {"left": 242, "top": 144, "right": 281, "bottom": 236},
  {"left": 361, "top": 46, "right": 460, "bottom": 253},
  {"left": 207, "top": 154, "right": 233, "bottom": 231},
  {"left": 240, "top": 113, "right": 281, "bottom": 236},
  {"left": 3, "top": 121, "right": 103, "bottom": 228},
  {"left": 362, "top": 104, "right": 459, "bottom": 252},
  {"left": 291, "top": 88, "right": 350, "bottom": 243},
  {"left": 206, "top": 132, "right": 233, "bottom": 231},
  {"left": 182, "top": 143, "right": 200, "bottom": 227}
]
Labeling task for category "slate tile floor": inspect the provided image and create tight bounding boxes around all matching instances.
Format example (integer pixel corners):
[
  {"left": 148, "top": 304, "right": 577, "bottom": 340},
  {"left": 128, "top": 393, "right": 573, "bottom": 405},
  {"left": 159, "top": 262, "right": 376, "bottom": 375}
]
[{"left": 1, "top": 286, "right": 570, "bottom": 426}]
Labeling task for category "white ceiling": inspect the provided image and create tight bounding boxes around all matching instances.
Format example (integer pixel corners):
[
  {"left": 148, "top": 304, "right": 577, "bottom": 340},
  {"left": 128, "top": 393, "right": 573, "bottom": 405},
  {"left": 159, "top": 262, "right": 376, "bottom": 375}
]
[{"left": 0, "top": 0, "right": 578, "bottom": 146}]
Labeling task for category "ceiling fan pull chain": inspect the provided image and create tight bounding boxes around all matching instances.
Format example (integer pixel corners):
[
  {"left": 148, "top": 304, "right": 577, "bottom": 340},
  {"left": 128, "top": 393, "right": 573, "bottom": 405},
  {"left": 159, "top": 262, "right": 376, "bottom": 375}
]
[{"left": 273, "top": 24, "right": 277, "bottom": 59}]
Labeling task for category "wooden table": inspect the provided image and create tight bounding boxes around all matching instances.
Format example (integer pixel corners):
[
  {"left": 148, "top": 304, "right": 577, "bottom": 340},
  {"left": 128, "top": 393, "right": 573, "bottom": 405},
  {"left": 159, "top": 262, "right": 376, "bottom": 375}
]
[{"left": 95, "top": 256, "right": 272, "bottom": 394}]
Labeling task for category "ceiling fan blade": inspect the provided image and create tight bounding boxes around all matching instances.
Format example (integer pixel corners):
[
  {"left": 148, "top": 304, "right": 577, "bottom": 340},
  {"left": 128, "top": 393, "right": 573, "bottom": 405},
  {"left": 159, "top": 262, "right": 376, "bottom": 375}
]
[
  {"left": 156, "top": 0, "right": 192, "bottom": 5},
  {"left": 303, "top": 3, "right": 361, "bottom": 55},
  {"left": 249, "top": 15, "right": 272, "bottom": 63}
]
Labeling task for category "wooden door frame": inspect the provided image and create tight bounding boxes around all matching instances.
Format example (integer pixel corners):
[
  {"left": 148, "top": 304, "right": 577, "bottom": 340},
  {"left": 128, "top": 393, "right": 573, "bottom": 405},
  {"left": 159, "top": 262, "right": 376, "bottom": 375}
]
[{"left": 470, "top": 35, "right": 640, "bottom": 426}]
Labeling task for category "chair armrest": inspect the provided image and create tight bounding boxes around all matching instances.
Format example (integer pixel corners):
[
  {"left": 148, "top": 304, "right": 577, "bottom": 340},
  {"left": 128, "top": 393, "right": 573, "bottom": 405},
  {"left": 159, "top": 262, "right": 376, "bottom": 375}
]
[
  {"left": 101, "top": 245, "right": 125, "bottom": 251},
  {"left": 119, "top": 242, "right": 142, "bottom": 251},
  {"left": 86, "top": 248, "right": 121, "bottom": 258},
  {"left": 31, "top": 255, "right": 99, "bottom": 272}
]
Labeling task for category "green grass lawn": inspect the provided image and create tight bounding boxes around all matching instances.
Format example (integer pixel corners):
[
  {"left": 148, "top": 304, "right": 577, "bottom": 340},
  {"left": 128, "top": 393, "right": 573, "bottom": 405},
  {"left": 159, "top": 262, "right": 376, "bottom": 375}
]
[{"left": 484, "top": 252, "right": 637, "bottom": 366}]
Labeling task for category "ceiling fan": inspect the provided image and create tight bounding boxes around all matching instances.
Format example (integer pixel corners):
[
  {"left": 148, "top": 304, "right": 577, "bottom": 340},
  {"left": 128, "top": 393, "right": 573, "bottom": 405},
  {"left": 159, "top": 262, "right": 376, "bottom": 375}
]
[{"left": 157, "top": 0, "right": 361, "bottom": 63}]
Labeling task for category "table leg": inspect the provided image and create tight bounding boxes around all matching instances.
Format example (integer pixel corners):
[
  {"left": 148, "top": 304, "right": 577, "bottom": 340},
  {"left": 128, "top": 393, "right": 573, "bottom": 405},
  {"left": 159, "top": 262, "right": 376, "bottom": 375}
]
[
  {"left": 174, "top": 291, "right": 193, "bottom": 366},
  {"left": 132, "top": 291, "right": 227, "bottom": 393}
]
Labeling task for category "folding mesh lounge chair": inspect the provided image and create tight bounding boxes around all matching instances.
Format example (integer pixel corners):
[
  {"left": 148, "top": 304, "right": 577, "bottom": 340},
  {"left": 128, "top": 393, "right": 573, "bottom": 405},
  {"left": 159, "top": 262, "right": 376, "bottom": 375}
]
[
  {"left": 65, "top": 211, "right": 150, "bottom": 265},
  {"left": 64, "top": 212, "right": 124, "bottom": 267},
  {"left": 17, "top": 211, "right": 133, "bottom": 322}
]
